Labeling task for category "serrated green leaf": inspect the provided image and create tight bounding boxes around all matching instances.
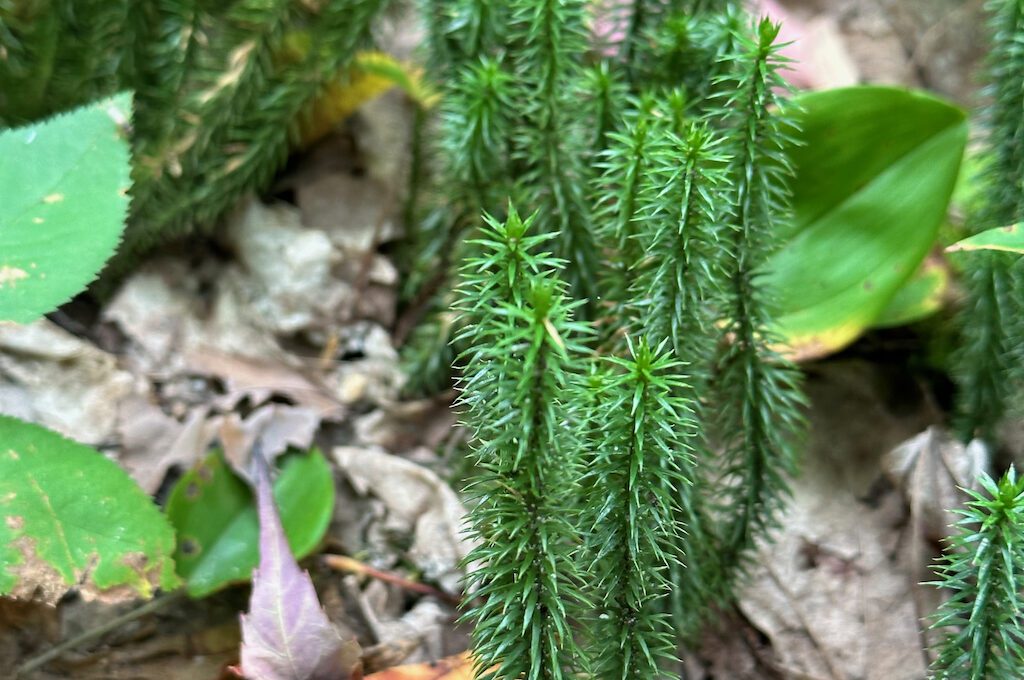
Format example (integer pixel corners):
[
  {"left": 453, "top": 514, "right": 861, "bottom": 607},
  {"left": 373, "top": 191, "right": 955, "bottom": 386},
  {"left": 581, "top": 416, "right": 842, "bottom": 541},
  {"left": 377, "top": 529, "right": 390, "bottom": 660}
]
[
  {"left": 0, "top": 92, "right": 132, "bottom": 323},
  {"left": 0, "top": 415, "right": 179, "bottom": 603},
  {"left": 947, "top": 223, "right": 1024, "bottom": 255},
  {"left": 766, "top": 86, "right": 967, "bottom": 360},
  {"left": 166, "top": 448, "right": 334, "bottom": 598}
]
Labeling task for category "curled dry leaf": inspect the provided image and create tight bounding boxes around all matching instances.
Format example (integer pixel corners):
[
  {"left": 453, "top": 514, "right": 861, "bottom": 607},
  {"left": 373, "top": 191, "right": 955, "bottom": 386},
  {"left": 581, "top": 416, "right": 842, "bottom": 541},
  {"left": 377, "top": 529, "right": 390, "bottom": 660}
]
[
  {"left": 219, "top": 404, "right": 320, "bottom": 482},
  {"left": 240, "top": 453, "right": 360, "bottom": 680},
  {"left": 333, "top": 446, "right": 474, "bottom": 595},
  {"left": 883, "top": 427, "right": 989, "bottom": 542}
]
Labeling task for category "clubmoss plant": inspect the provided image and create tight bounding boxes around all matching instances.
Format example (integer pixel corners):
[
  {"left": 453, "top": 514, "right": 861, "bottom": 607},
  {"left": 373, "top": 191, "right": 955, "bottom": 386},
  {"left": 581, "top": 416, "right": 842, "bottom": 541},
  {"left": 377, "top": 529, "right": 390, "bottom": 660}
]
[
  {"left": 929, "top": 469, "right": 1024, "bottom": 679},
  {"left": 508, "top": 0, "right": 598, "bottom": 305},
  {"left": 710, "top": 17, "right": 804, "bottom": 581},
  {"left": 633, "top": 119, "right": 731, "bottom": 629},
  {"left": 952, "top": 0, "right": 1024, "bottom": 444},
  {"left": 454, "top": 207, "right": 589, "bottom": 680},
  {"left": 412, "top": 3, "right": 810, "bottom": 672},
  {"left": 580, "top": 338, "right": 694, "bottom": 679}
]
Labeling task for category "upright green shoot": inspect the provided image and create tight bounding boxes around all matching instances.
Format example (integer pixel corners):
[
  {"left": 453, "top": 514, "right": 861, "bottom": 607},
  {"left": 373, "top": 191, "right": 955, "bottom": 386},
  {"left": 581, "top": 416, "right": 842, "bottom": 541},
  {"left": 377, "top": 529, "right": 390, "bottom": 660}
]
[
  {"left": 712, "top": 18, "right": 805, "bottom": 581},
  {"left": 929, "top": 469, "right": 1024, "bottom": 679},
  {"left": 581, "top": 338, "right": 694, "bottom": 679},
  {"left": 455, "top": 208, "right": 589, "bottom": 680},
  {"left": 953, "top": 0, "right": 1024, "bottom": 444}
]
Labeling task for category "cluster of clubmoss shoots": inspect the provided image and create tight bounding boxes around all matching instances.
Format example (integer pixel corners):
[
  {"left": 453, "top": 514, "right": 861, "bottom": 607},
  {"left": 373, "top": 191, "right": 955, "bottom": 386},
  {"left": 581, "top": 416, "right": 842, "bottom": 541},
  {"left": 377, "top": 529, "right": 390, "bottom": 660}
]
[
  {"left": 415, "top": 0, "right": 807, "bottom": 670},
  {"left": 952, "top": 0, "right": 1024, "bottom": 445},
  {"left": 928, "top": 468, "right": 1024, "bottom": 679}
]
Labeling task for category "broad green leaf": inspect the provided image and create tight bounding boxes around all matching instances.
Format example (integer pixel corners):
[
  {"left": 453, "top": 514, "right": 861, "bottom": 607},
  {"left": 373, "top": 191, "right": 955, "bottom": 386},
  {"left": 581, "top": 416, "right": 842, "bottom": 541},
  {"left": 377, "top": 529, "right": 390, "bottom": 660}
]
[
  {"left": 0, "top": 93, "right": 132, "bottom": 323},
  {"left": 166, "top": 448, "right": 334, "bottom": 598},
  {"left": 766, "top": 86, "right": 967, "bottom": 360},
  {"left": 871, "top": 255, "right": 950, "bottom": 328},
  {"left": 947, "top": 224, "right": 1024, "bottom": 255},
  {"left": 0, "top": 415, "right": 179, "bottom": 604}
]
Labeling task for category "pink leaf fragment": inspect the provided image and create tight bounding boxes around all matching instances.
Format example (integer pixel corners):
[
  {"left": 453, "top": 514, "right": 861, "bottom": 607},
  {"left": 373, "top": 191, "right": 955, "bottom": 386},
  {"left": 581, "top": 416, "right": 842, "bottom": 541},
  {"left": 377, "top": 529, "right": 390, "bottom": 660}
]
[{"left": 240, "top": 453, "right": 360, "bottom": 680}]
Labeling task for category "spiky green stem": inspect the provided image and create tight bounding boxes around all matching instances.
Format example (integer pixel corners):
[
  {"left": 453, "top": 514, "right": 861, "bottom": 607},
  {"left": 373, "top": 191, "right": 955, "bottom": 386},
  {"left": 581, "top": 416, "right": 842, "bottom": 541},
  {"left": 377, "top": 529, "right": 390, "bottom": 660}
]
[
  {"left": 455, "top": 208, "right": 588, "bottom": 680},
  {"left": 953, "top": 0, "right": 1024, "bottom": 443},
  {"left": 929, "top": 469, "right": 1024, "bottom": 679},
  {"left": 712, "top": 18, "right": 804, "bottom": 581},
  {"left": 582, "top": 338, "right": 692, "bottom": 679}
]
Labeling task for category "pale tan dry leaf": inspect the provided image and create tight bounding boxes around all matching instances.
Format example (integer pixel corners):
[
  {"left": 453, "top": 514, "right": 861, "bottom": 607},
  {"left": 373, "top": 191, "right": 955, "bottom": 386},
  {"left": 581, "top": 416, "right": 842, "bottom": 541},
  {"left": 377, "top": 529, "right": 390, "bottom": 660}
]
[
  {"left": 333, "top": 446, "right": 473, "bottom": 595},
  {"left": 218, "top": 404, "right": 321, "bottom": 480}
]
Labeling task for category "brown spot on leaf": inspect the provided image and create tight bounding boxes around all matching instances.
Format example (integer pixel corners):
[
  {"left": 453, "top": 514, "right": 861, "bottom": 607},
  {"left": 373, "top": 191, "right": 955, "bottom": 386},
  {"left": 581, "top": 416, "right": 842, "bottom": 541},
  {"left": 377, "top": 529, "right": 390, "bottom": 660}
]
[
  {"left": 5, "top": 515, "right": 24, "bottom": 530},
  {"left": 6, "top": 536, "right": 72, "bottom": 605},
  {"left": 179, "top": 537, "right": 200, "bottom": 556},
  {"left": 197, "top": 463, "right": 215, "bottom": 483}
]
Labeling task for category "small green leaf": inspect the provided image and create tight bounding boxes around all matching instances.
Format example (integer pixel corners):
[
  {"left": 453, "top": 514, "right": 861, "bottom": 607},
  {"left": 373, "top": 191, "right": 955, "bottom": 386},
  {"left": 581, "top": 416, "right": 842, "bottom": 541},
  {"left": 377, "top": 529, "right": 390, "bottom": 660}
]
[
  {"left": 0, "top": 415, "right": 179, "bottom": 603},
  {"left": 871, "top": 255, "right": 950, "bottom": 328},
  {"left": 766, "top": 86, "right": 967, "bottom": 360},
  {"left": 947, "top": 223, "right": 1024, "bottom": 255},
  {"left": 0, "top": 92, "right": 132, "bottom": 323},
  {"left": 166, "top": 448, "right": 334, "bottom": 598}
]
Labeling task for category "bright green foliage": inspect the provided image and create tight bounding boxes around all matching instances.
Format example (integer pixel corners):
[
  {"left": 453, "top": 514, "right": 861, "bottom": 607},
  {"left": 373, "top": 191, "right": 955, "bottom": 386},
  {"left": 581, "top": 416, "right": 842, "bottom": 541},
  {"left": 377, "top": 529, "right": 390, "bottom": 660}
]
[
  {"left": 769, "top": 87, "right": 967, "bottom": 359},
  {"left": 455, "top": 210, "right": 588, "bottom": 680},
  {"left": 636, "top": 121, "right": 728, "bottom": 370},
  {"left": 0, "top": 93, "right": 131, "bottom": 323},
  {"left": 581, "top": 338, "right": 693, "bottom": 679},
  {"left": 166, "top": 449, "right": 334, "bottom": 597},
  {"left": 581, "top": 61, "right": 627, "bottom": 158},
  {"left": 507, "top": 0, "right": 597, "bottom": 306},
  {"left": 632, "top": 121, "right": 730, "bottom": 630},
  {"left": 0, "top": 415, "right": 179, "bottom": 602},
  {"left": 929, "top": 469, "right": 1024, "bottom": 679},
  {"left": 871, "top": 256, "right": 950, "bottom": 329},
  {"left": 711, "top": 18, "right": 804, "bottom": 578},
  {"left": 950, "top": 223, "right": 1024, "bottom": 254},
  {"left": 442, "top": 58, "right": 514, "bottom": 225},
  {"left": 592, "top": 97, "right": 658, "bottom": 339},
  {"left": 952, "top": 0, "right": 1024, "bottom": 444}
]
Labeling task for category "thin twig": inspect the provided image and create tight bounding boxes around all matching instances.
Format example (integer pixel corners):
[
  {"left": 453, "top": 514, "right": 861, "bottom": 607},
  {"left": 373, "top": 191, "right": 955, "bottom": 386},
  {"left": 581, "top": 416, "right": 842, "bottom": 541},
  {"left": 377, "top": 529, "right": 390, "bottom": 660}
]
[
  {"left": 322, "top": 554, "right": 461, "bottom": 606},
  {"left": 15, "top": 591, "right": 184, "bottom": 677}
]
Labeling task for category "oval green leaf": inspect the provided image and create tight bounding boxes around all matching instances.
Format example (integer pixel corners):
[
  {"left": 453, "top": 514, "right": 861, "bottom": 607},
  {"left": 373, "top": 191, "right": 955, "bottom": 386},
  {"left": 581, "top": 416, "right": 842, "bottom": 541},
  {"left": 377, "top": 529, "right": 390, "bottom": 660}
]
[
  {"left": 947, "top": 223, "right": 1024, "bottom": 255},
  {"left": 766, "top": 86, "right": 967, "bottom": 360},
  {"left": 166, "top": 448, "right": 334, "bottom": 598},
  {"left": 871, "top": 254, "right": 950, "bottom": 329},
  {"left": 0, "top": 93, "right": 132, "bottom": 323},
  {"left": 0, "top": 415, "right": 179, "bottom": 604}
]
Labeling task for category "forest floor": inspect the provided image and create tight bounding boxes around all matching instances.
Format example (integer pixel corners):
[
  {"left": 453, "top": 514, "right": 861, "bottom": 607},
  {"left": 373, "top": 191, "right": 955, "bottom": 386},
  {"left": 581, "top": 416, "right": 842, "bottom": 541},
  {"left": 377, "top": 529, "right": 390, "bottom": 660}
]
[{"left": 0, "top": 0, "right": 1006, "bottom": 678}]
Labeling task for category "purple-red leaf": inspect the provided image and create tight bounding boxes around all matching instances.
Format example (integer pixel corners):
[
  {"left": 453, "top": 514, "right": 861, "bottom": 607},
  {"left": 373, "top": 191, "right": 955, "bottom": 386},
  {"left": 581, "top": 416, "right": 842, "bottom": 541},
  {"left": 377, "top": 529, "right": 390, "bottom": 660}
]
[{"left": 240, "top": 453, "right": 360, "bottom": 680}]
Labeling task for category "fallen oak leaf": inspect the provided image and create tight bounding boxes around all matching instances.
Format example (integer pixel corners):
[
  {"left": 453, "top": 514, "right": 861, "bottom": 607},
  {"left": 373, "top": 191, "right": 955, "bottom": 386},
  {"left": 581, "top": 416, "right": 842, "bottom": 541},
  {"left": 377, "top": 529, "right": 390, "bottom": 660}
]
[{"left": 239, "top": 449, "right": 360, "bottom": 680}]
